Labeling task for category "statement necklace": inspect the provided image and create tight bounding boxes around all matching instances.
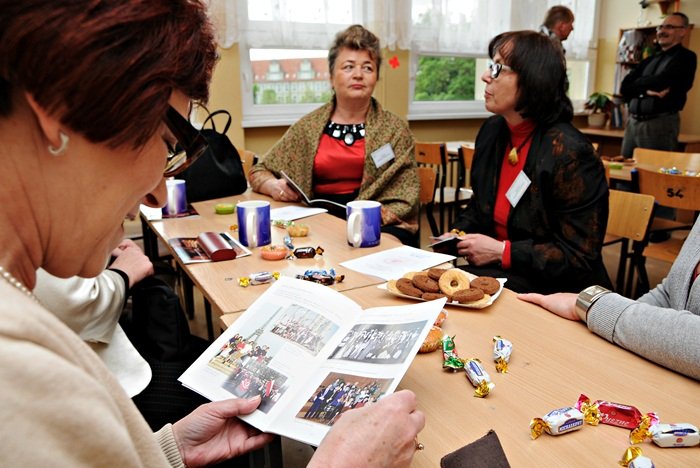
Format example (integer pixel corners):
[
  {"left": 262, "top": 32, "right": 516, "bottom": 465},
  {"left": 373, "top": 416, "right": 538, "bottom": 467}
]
[
  {"left": 0, "top": 265, "right": 38, "bottom": 303},
  {"left": 507, "top": 132, "right": 535, "bottom": 166},
  {"left": 324, "top": 121, "right": 366, "bottom": 146}
]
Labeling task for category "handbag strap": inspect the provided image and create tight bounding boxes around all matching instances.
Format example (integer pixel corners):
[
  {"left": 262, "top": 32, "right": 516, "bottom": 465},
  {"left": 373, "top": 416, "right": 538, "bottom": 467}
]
[{"left": 202, "top": 110, "right": 232, "bottom": 134}]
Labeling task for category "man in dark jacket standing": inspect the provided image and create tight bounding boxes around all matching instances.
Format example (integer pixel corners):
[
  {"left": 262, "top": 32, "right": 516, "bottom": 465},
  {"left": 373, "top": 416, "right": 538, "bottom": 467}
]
[{"left": 621, "top": 12, "right": 696, "bottom": 157}]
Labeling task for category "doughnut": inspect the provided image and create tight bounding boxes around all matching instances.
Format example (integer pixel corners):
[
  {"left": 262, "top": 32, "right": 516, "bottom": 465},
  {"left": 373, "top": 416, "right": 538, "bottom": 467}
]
[
  {"left": 422, "top": 292, "right": 447, "bottom": 301},
  {"left": 419, "top": 326, "right": 443, "bottom": 353},
  {"left": 471, "top": 276, "right": 500, "bottom": 295},
  {"left": 395, "top": 278, "right": 424, "bottom": 298},
  {"left": 438, "top": 269, "right": 471, "bottom": 296},
  {"left": 260, "top": 245, "right": 288, "bottom": 261},
  {"left": 412, "top": 275, "right": 440, "bottom": 293},
  {"left": 452, "top": 288, "right": 485, "bottom": 304},
  {"left": 427, "top": 268, "right": 448, "bottom": 281},
  {"left": 286, "top": 223, "right": 309, "bottom": 237},
  {"left": 433, "top": 309, "right": 448, "bottom": 327}
]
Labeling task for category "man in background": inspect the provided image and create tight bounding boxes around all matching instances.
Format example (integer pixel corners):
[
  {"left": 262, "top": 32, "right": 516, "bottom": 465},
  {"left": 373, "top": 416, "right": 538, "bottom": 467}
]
[
  {"left": 539, "top": 5, "right": 575, "bottom": 55},
  {"left": 620, "top": 12, "right": 696, "bottom": 157}
]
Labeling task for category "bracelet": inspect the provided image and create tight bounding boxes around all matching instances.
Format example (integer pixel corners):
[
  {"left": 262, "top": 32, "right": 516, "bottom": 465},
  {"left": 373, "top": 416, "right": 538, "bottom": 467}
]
[{"left": 575, "top": 285, "right": 610, "bottom": 323}]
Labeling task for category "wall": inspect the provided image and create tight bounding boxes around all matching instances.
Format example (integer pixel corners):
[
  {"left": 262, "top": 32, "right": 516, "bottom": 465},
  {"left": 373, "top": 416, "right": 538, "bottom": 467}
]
[{"left": 208, "top": 0, "right": 700, "bottom": 154}]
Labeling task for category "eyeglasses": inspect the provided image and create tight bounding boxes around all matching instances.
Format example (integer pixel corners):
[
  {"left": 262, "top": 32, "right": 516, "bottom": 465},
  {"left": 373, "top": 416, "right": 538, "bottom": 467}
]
[
  {"left": 487, "top": 60, "right": 513, "bottom": 79},
  {"left": 656, "top": 24, "right": 685, "bottom": 31},
  {"left": 162, "top": 105, "right": 208, "bottom": 177}
]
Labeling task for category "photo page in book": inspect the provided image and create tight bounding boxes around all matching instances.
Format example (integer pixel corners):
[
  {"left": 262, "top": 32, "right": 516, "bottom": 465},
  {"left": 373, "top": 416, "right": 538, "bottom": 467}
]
[
  {"left": 168, "top": 231, "right": 251, "bottom": 264},
  {"left": 280, "top": 171, "right": 347, "bottom": 218},
  {"left": 179, "top": 276, "right": 444, "bottom": 446}
]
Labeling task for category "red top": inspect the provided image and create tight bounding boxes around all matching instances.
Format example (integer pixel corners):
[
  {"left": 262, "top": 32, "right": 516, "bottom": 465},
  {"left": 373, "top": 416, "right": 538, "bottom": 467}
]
[
  {"left": 493, "top": 119, "right": 536, "bottom": 269},
  {"left": 313, "top": 134, "right": 365, "bottom": 195}
]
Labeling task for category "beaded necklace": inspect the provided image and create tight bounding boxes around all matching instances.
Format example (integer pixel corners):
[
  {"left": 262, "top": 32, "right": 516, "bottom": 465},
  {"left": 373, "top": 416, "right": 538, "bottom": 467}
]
[
  {"left": 0, "top": 265, "right": 38, "bottom": 303},
  {"left": 324, "top": 121, "right": 366, "bottom": 146}
]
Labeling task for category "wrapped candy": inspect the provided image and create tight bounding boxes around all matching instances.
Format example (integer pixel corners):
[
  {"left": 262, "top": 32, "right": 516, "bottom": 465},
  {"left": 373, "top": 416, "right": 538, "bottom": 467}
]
[
  {"left": 442, "top": 335, "right": 464, "bottom": 371},
  {"left": 238, "top": 271, "right": 280, "bottom": 287},
  {"left": 296, "top": 268, "right": 344, "bottom": 286},
  {"left": 577, "top": 394, "right": 654, "bottom": 429},
  {"left": 463, "top": 358, "right": 494, "bottom": 398},
  {"left": 619, "top": 447, "right": 654, "bottom": 468},
  {"left": 631, "top": 417, "right": 699, "bottom": 448},
  {"left": 290, "top": 246, "right": 324, "bottom": 259},
  {"left": 492, "top": 335, "right": 512, "bottom": 373},
  {"left": 530, "top": 406, "right": 584, "bottom": 439}
]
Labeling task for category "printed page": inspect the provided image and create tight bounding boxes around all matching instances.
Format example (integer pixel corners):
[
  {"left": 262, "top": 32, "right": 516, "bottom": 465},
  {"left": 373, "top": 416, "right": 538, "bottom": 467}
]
[
  {"left": 179, "top": 277, "right": 364, "bottom": 434},
  {"left": 270, "top": 205, "right": 328, "bottom": 221},
  {"left": 280, "top": 171, "right": 312, "bottom": 205},
  {"left": 280, "top": 171, "right": 346, "bottom": 215},
  {"left": 340, "top": 245, "right": 456, "bottom": 280},
  {"left": 267, "top": 297, "right": 446, "bottom": 446}
]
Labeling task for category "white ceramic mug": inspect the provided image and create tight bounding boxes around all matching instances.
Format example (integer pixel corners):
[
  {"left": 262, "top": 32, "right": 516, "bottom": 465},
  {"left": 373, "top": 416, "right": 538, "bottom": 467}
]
[
  {"left": 346, "top": 200, "right": 382, "bottom": 248},
  {"left": 162, "top": 179, "right": 188, "bottom": 215},
  {"left": 237, "top": 200, "right": 271, "bottom": 248}
]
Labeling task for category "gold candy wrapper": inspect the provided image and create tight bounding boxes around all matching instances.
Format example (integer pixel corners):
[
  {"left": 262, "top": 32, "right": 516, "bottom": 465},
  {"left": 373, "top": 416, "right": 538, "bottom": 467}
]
[
  {"left": 530, "top": 406, "right": 584, "bottom": 439},
  {"left": 238, "top": 271, "right": 280, "bottom": 287},
  {"left": 619, "top": 447, "right": 654, "bottom": 468},
  {"left": 492, "top": 335, "right": 512, "bottom": 373},
  {"left": 463, "top": 358, "right": 494, "bottom": 398}
]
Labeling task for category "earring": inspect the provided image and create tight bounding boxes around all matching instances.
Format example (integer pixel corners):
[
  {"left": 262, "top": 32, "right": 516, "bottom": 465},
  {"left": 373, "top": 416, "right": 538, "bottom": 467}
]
[{"left": 48, "top": 130, "right": 69, "bottom": 156}]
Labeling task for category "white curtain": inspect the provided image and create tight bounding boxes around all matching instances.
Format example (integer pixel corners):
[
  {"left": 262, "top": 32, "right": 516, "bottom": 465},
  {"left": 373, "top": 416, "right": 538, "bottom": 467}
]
[{"left": 206, "top": 0, "right": 596, "bottom": 60}]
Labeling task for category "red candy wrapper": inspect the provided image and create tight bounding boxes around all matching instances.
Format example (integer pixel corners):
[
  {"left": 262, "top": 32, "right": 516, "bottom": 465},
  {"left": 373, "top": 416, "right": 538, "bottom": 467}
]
[{"left": 576, "top": 394, "right": 655, "bottom": 429}]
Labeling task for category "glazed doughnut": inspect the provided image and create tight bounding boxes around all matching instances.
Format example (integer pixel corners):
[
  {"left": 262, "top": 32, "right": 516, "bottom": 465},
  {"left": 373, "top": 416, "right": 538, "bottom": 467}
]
[
  {"left": 452, "top": 288, "right": 485, "bottom": 304},
  {"left": 438, "top": 269, "right": 471, "bottom": 296},
  {"left": 471, "top": 276, "right": 500, "bottom": 295},
  {"left": 419, "top": 326, "right": 443, "bottom": 353},
  {"left": 260, "top": 245, "right": 288, "bottom": 261},
  {"left": 427, "top": 268, "right": 448, "bottom": 281},
  {"left": 422, "top": 292, "right": 447, "bottom": 301},
  {"left": 433, "top": 309, "right": 448, "bottom": 327},
  {"left": 412, "top": 275, "right": 440, "bottom": 293},
  {"left": 395, "top": 278, "right": 424, "bottom": 298}
]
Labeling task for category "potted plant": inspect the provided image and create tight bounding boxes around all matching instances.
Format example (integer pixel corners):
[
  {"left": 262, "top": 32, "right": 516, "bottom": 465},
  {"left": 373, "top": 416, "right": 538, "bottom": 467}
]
[{"left": 584, "top": 92, "right": 614, "bottom": 128}]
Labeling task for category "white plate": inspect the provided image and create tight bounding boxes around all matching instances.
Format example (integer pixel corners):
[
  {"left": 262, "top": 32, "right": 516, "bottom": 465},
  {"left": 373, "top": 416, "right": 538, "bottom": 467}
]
[{"left": 378, "top": 274, "right": 506, "bottom": 309}]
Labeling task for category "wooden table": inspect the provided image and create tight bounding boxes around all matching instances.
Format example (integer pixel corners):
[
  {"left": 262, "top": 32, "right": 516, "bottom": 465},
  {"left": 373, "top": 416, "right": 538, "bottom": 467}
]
[
  {"left": 581, "top": 127, "right": 700, "bottom": 156},
  {"left": 335, "top": 284, "right": 699, "bottom": 467},
  {"left": 145, "top": 191, "right": 403, "bottom": 316}
]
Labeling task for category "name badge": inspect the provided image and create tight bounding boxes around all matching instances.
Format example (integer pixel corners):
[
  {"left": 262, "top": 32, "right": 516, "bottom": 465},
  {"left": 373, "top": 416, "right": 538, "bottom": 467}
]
[
  {"left": 506, "top": 171, "right": 531, "bottom": 207},
  {"left": 371, "top": 143, "right": 395, "bottom": 168}
]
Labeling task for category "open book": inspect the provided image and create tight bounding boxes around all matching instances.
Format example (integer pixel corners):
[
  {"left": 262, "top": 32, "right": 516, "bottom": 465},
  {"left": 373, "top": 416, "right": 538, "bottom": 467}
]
[
  {"left": 179, "top": 276, "right": 444, "bottom": 446},
  {"left": 280, "top": 171, "right": 347, "bottom": 217},
  {"left": 168, "top": 231, "right": 251, "bottom": 264}
]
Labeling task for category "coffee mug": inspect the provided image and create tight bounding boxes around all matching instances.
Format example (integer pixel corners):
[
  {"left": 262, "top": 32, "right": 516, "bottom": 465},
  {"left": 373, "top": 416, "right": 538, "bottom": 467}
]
[
  {"left": 346, "top": 200, "right": 382, "bottom": 248},
  {"left": 237, "top": 200, "right": 271, "bottom": 248},
  {"left": 162, "top": 179, "right": 188, "bottom": 215}
]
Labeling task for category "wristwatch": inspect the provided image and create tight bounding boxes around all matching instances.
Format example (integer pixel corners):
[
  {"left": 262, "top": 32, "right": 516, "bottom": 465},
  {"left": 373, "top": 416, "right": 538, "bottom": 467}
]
[{"left": 575, "top": 285, "right": 611, "bottom": 322}]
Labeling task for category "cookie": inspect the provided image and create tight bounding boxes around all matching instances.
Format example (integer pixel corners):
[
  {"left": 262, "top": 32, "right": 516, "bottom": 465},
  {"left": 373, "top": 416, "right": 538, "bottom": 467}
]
[
  {"left": 471, "top": 276, "right": 500, "bottom": 295},
  {"left": 412, "top": 275, "right": 440, "bottom": 293},
  {"left": 396, "top": 278, "right": 424, "bottom": 298},
  {"left": 452, "top": 288, "right": 485, "bottom": 304},
  {"left": 427, "top": 268, "right": 448, "bottom": 281},
  {"left": 422, "top": 292, "right": 447, "bottom": 301}
]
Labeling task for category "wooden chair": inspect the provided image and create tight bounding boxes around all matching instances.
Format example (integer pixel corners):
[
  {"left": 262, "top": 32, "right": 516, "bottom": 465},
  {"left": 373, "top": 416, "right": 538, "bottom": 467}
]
[
  {"left": 239, "top": 149, "right": 256, "bottom": 182},
  {"left": 415, "top": 142, "right": 457, "bottom": 236},
  {"left": 417, "top": 166, "right": 438, "bottom": 240},
  {"left": 635, "top": 167, "right": 700, "bottom": 294},
  {"left": 634, "top": 147, "right": 700, "bottom": 172},
  {"left": 604, "top": 189, "right": 655, "bottom": 296},
  {"left": 455, "top": 145, "right": 475, "bottom": 206}
]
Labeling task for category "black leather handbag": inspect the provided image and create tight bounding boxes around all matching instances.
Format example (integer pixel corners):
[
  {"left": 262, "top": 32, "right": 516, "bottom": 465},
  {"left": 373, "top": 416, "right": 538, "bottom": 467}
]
[{"left": 179, "top": 109, "right": 247, "bottom": 202}]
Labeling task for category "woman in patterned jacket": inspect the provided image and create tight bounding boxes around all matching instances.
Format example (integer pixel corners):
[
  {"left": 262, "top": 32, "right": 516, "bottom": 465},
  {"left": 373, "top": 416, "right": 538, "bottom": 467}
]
[{"left": 250, "top": 25, "right": 420, "bottom": 246}]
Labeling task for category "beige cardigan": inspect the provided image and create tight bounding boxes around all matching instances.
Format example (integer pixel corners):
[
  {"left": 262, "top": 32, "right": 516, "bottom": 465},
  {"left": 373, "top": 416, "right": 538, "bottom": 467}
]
[{"left": 0, "top": 281, "right": 183, "bottom": 467}]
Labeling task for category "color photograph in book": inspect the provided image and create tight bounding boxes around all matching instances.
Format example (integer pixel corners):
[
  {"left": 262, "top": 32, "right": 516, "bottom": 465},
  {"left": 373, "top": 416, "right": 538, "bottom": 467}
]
[
  {"left": 168, "top": 231, "right": 251, "bottom": 264},
  {"left": 178, "top": 277, "right": 444, "bottom": 446}
]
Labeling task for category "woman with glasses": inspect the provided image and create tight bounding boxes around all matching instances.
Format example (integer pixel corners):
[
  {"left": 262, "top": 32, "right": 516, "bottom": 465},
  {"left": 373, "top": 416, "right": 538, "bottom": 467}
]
[
  {"left": 441, "top": 30, "right": 611, "bottom": 294},
  {"left": 249, "top": 25, "right": 420, "bottom": 247},
  {"left": 0, "top": 2, "right": 423, "bottom": 466}
]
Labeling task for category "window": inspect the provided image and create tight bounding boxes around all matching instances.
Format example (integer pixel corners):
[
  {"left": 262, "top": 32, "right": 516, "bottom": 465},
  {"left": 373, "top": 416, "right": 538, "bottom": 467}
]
[{"left": 408, "top": 0, "right": 599, "bottom": 120}]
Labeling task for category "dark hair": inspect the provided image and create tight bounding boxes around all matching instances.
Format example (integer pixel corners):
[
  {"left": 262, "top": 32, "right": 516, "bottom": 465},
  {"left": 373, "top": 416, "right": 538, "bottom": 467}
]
[
  {"left": 0, "top": 0, "right": 218, "bottom": 149},
  {"left": 328, "top": 25, "right": 382, "bottom": 79},
  {"left": 670, "top": 12, "right": 690, "bottom": 27},
  {"left": 543, "top": 5, "right": 574, "bottom": 28},
  {"left": 489, "top": 30, "right": 573, "bottom": 125}
]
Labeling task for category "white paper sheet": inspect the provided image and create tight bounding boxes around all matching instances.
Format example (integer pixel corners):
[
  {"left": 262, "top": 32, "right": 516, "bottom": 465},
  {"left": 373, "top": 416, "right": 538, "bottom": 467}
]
[
  {"left": 270, "top": 205, "right": 327, "bottom": 221},
  {"left": 340, "top": 246, "right": 456, "bottom": 280}
]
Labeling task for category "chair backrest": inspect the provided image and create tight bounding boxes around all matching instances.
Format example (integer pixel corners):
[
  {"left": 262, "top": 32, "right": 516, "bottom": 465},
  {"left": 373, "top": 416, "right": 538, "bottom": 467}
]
[
  {"left": 633, "top": 148, "right": 700, "bottom": 173},
  {"left": 607, "top": 189, "right": 655, "bottom": 242},
  {"left": 239, "top": 149, "right": 256, "bottom": 181},
  {"left": 415, "top": 142, "right": 447, "bottom": 166},
  {"left": 457, "top": 145, "right": 475, "bottom": 189},
  {"left": 637, "top": 167, "right": 700, "bottom": 211},
  {"left": 416, "top": 166, "right": 437, "bottom": 205}
]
